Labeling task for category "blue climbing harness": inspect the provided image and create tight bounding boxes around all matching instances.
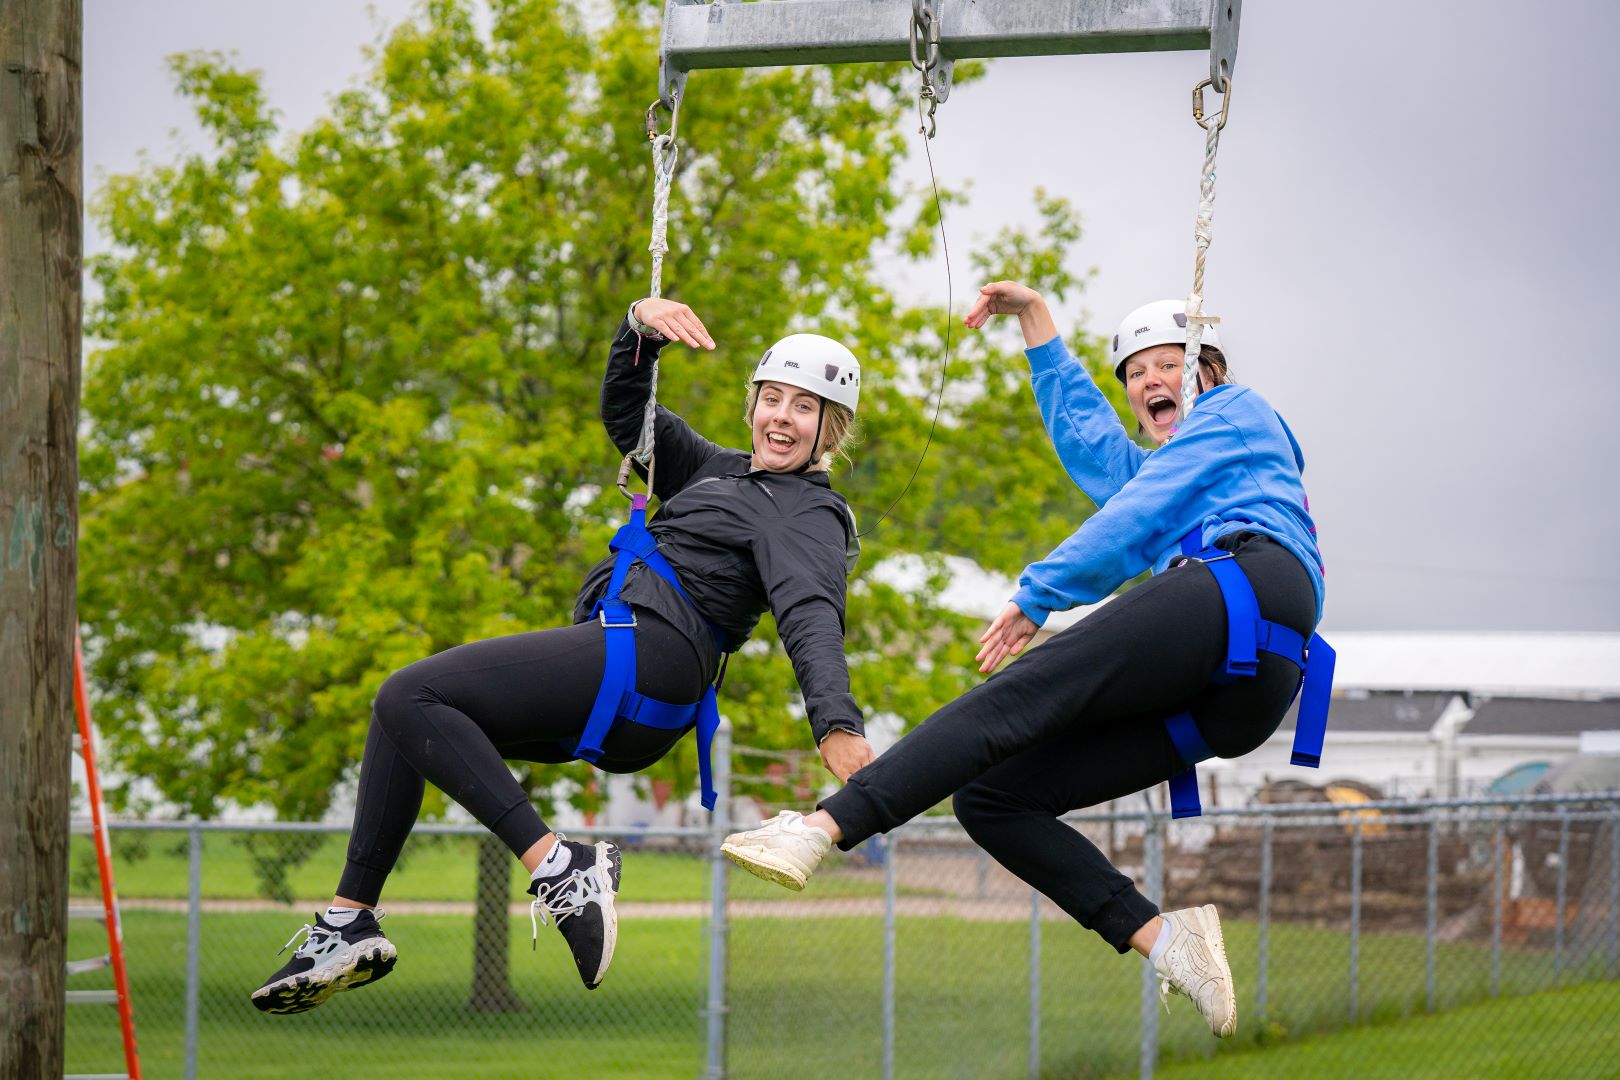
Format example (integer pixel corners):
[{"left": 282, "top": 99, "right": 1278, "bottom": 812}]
[
  {"left": 1162, "top": 531, "right": 1336, "bottom": 819},
  {"left": 572, "top": 494, "right": 727, "bottom": 810}
]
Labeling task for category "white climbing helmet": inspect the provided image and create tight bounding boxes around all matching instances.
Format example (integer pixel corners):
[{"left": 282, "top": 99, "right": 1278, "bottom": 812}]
[
  {"left": 751, "top": 334, "right": 861, "bottom": 414},
  {"left": 1110, "top": 299, "right": 1222, "bottom": 380}
]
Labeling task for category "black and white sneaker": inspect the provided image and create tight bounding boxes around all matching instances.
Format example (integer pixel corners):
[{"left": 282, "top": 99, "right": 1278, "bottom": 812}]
[
  {"left": 250, "top": 909, "right": 397, "bottom": 1014},
  {"left": 529, "top": 838, "right": 621, "bottom": 990}
]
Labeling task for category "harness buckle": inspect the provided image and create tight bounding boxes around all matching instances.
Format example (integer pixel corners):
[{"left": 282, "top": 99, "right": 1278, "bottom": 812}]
[
  {"left": 1173, "top": 551, "right": 1236, "bottom": 569},
  {"left": 598, "top": 609, "right": 637, "bottom": 630}
]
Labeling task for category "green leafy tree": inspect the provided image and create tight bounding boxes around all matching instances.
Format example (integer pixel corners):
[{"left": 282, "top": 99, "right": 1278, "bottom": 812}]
[{"left": 81, "top": 0, "right": 1123, "bottom": 996}]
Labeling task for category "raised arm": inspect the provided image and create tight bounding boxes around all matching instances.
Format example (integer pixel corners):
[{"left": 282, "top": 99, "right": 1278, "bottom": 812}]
[
  {"left": 601, "top": 298, "right": 722, "bottom": 499},
  {"left": 1009, "top": 406, "right": 1255, "bottom": 625},
  {"left": 967, "top": 281, "right": 1147, "bottom": 503}
]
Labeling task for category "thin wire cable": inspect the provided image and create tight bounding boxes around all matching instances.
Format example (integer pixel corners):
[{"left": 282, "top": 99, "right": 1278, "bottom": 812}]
[{"left": 857, "top": 93, "right": 954, "bottom": 538}]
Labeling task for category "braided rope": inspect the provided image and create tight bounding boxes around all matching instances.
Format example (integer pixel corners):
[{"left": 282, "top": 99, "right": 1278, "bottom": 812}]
[
  {"left": 1176, "top": 111, "right": 1222, "bottom": 428},
  {"left": 633, "top": 130, "right": 680, "bottom": 472}
]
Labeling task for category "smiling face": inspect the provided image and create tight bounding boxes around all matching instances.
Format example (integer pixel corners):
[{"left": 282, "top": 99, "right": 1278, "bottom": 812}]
[
  {"left": 749, "top": 381, "right": 825, "bottom": 473},
  {"left": 1123, "top": 344, "right": 1194, "bottom": 446}
]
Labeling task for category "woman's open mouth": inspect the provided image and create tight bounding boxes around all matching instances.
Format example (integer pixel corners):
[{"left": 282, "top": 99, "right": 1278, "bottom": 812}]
[
  {"left": 1147, "top": 395, "right": 1177, "bottom": 426},
  {"left": 765, "top": 432, "right": 796, "bottom": 451}
]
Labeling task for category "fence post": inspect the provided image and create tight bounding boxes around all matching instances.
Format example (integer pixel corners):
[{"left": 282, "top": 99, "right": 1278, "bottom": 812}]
[
  {"left": 1425, "top": 814, "right": 1438, "bottom": 1011},
  {"left": 185, "top": 820, "right": 202, "bottom": 1080},
  {"left": 1138, "top": 808, "right": 1163, "bottom": 1080},
  {"left": 1349, "top": 819, "right": 1361, "bottom": 1024},
  {"left": 1029, "top": 887, "right": 1041, "bottom": 1080},
  {"left": 1257, "top": 816, "right": 1273, "bottom": 1022},
  {"left": 1555, "top": 808, "right": 1569, "bottom": 987},
  {"left": 1609, "top": 807, "right": 1619, "bottom": 980},
  {"left": 705, "top": 722, "right": 732, "bottom": 1079},
  {"left": 1491, "top": 821, "right": 1504, "bottom": 999},
  {"left": 883, "top": 832, "right": 898, "bottom": 1080}
]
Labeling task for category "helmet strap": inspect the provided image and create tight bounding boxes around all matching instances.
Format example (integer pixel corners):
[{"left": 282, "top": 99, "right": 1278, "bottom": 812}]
[{"left": 795, "top": 399, "right": 827, "bottom": 475}]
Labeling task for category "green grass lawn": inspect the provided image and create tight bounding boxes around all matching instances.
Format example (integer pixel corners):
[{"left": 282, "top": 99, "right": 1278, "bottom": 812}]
[
  {"left": 1157, "top": 981, "right": 1620, "bottom": 1079},
  {"left": 65, "top": 890, "right": 1619, "bottom": 1079}
]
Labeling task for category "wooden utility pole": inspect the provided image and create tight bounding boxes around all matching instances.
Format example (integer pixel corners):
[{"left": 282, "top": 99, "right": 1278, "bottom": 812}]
[{"left": 1, "top": 1, "right": 82, "bottom": 1076}]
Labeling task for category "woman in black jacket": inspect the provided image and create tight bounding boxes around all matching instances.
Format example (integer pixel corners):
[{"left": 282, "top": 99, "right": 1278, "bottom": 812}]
[{"left": 251, "top": 297, "right": 874, "bottom": 1012}]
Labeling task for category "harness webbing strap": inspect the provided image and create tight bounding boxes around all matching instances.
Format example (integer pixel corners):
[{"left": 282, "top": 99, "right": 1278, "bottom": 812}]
[
  {"left": 578, "top": 610, "right": 636, "bottom": 767},
  {"left": 1165, "top": 529, "right": 1333, "bottom": 818},
  {"left": 575, "top": 494, "right": 727, "bottom": 810},
  {"left": 1290, "top": 634, "right": 1335, "bottom": 768},
  {"left": 1165, "top": 710, "right": 1214, "bottom": 819},
  {"left": 1201, "top": 555, "right": 1260, "bottom": 678}
]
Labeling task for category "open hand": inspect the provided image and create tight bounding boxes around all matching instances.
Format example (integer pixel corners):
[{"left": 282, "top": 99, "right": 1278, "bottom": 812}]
[
  {"left": 632, "top": 297, "right": 716, "bottom": 350},
  {"left": 975, "top": 601, "right": 1039, "bottom": 673},
  {"left": 818, "top": 729, "right": 876, "bottom": 782}
]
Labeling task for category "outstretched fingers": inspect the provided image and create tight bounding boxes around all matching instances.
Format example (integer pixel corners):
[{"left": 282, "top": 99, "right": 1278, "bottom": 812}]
[
  {"left": 636, "top": 297, "right": 717, "bottom": 350},
  {"left": 963, "top": 289, "right": 996, "bottom": 329},
  {"left": 655, "top": 307, "right": 716, "bottom": 350},
  {"left": 974, "top": 602, "right": 1038, "bottom": 673}
]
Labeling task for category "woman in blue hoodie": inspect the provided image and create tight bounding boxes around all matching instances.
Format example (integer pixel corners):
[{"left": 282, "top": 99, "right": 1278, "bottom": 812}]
[{"left": 722, "top": 280, "right": 1326, "bottom": 1040}]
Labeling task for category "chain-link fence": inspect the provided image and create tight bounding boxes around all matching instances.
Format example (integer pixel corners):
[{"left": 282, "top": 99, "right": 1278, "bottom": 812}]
[{"left": 67, "top": 778, "right": 1620, "bottom": 1078}]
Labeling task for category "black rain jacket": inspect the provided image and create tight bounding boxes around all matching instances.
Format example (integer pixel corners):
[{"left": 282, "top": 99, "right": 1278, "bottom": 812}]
[{"left": 573, "top": 319, "right": 864, "bottom": 744}]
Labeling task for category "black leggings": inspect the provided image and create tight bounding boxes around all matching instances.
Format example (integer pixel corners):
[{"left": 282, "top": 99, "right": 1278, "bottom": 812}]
[
  {"left": 337, "top": 611, "right": 711, "bottom": 905},
  {"left": 819, "top": 533, "right": 1318, "bottom": 953}
]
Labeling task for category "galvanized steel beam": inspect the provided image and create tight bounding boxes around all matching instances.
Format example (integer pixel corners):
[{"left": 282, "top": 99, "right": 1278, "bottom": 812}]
[{"left": 660, "top": 0, "right": 1240, "bottom": 108}]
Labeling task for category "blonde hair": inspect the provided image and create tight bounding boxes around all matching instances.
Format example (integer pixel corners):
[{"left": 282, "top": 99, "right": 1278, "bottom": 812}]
[{"left": 744, "top": 382, "right": 859, "bottom": 473}]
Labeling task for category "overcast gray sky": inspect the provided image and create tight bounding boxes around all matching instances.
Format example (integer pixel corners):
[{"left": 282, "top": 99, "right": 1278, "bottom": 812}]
[{"left": 85, "top": 0, "right": 1620, "bottom": 634}]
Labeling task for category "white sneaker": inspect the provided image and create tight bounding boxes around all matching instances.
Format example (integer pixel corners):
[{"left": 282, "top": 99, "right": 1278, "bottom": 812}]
[
  {"left": 721, "top": 811, "right": 832, "bottom": 891},
  {"left": 1153, "top": 904, "right": 1237, "bottom": 1038}
]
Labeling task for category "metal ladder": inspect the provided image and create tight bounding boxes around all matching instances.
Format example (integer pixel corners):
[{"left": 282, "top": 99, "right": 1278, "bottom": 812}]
[{"left": 67, "top": 636, "right": 142, "bottom": 1080}]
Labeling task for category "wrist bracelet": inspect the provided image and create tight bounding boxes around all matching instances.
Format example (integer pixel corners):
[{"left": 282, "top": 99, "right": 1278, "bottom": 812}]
[{"left": 627, "top": 301, "right": 663, "bottom": 339}]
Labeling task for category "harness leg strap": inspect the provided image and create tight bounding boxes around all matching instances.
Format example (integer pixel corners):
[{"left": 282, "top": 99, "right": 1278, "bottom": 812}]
[
  {"left": 1201, "top": 556, "right": 1260, "bottom": 678},
  {"left": 577, "top": 611, "right": 635, "bottom": 764},
  {"left": 694, "top": 688, "right": 722, "bottom": 811},
  {"left": 1164, "top": 710, "right": 1215, "bottom": 819},
  {"left": 1290, "top": 633, "right": 1335, "bottom": 768}
]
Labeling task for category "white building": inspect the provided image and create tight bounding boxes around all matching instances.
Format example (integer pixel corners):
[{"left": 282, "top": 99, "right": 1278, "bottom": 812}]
[{"left": 1198, "top": 631, "right": 1620, "bottom": 806}]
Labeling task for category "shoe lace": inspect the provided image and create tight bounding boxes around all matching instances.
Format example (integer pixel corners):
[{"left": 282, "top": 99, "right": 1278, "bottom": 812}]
[
  {"left": 530, "top": 865, "right": 608, "bottom": 949},
  {"left": 278, "top": 909, "right": 385, "bottom": 957},
  {"left": 1157, "top": 974, "right": 1180, "bottom": 1013},
  {"left": 279, "top": 923, "right": 333, "bottom": 958}
]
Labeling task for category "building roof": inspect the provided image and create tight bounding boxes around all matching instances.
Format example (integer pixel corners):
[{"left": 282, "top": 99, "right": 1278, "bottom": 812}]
[
  {"left": 1465, "top": 697, "right": 1620, "bottom": 736},
  {"left": 1273, "top": 692, "right": 1620, "bottom": 738},
  {"left": 1278, "top": 691, "right": 1452, "bottom": 735}
]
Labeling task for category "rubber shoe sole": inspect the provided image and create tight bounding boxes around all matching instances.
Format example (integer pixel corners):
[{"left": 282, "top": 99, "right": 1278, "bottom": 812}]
[
  {"left": 587, "top": 840, "right": 621, "bottom": 989},
  {"left": 720, "top": 842, "right": 811, "bottom": 891},
  {"left": 251, "top": 938, "right": 398, "bottom": 1014}
]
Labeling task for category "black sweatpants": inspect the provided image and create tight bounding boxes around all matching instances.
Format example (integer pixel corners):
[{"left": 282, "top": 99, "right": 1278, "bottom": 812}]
[
  {"left": 337, "top": 611, "right": 712, "bottom": 906},
  {"left": 819, "top": 533, "right": 1318, "bottom": 953}
]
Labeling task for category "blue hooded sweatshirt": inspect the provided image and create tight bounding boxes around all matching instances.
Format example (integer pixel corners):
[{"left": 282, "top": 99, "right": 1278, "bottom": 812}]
[{"left": 1009, "top": 336, "right": 1325, "bottom": 626}]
